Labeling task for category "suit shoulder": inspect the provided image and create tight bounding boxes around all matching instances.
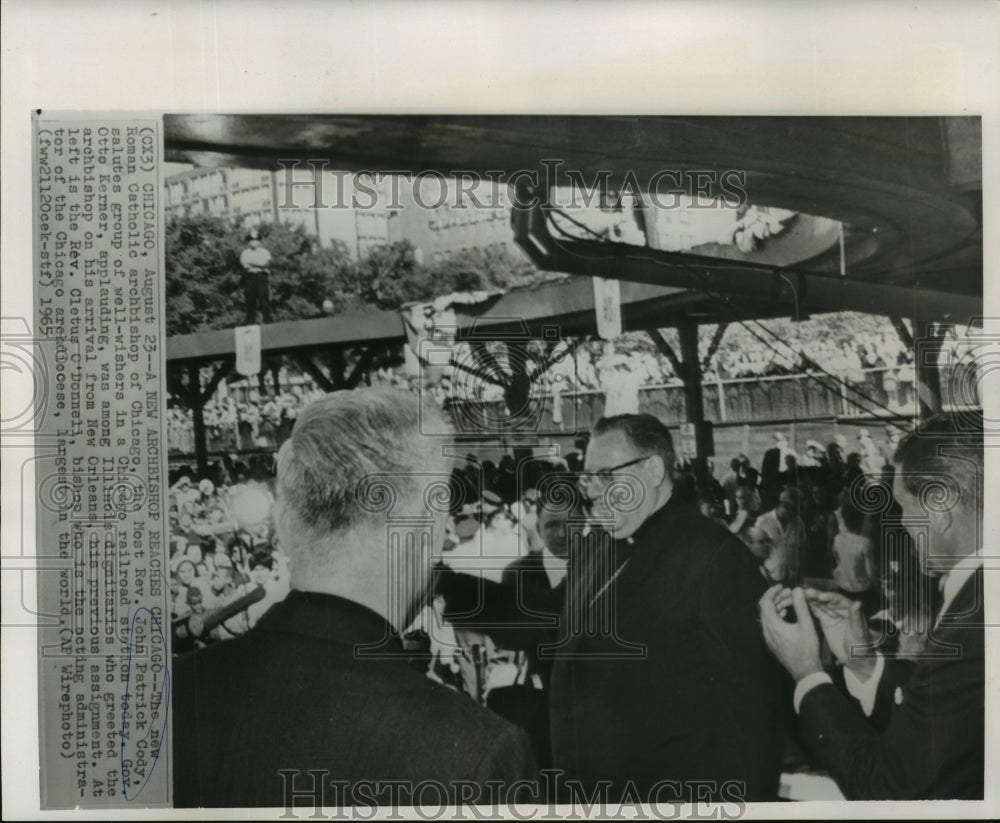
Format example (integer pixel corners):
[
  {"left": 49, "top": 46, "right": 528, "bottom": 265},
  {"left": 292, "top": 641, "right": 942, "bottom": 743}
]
[
  {"left": 503, "top": 553, "right": 545, "bottom": 575},
  {"left": 173, "top": 631, "right": 258, "bottom": 678},
  {"left": 668, "top": 509, "right": 751, "bottom": 564},
  {"left": 399, "top": 664, "right": 517, "bottom": 735},
  {"left": 375, "top": 660, "right": 535, "bottom": 773},
  {"left": 670, "top": 515, "right": 766, "bottom": 601}
]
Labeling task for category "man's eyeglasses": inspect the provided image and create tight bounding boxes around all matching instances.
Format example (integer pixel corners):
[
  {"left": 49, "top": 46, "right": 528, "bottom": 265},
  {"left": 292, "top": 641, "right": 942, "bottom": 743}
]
[{"left": 578, "top": 455, "right": 653, "bottom": 491}]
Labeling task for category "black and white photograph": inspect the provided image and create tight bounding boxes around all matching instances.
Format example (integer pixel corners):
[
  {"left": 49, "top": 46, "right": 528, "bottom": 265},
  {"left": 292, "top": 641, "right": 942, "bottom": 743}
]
[
  {"left": 2, "top": 2, "right": 997, "bottom": 820},
  {"left": 161, "top": 114, "right": 985, "bottom": 808}
]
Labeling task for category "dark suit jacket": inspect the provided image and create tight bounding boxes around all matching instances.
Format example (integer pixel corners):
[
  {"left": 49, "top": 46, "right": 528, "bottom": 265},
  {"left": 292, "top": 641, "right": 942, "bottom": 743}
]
[
  {"left": 549, "top": 494, "right": 788, "bottom": 802},
  {"left": 798, "top": 566, "right": 985, "bottom": 799},
  {"left": 500, "top": 552, "right": 567, "bottom": 663},
  {"left": 173, "top": 591, "right": 537, "bottom": 808},
  {"left": 760, "top": 447, "right": 782, "bottom": 505}
]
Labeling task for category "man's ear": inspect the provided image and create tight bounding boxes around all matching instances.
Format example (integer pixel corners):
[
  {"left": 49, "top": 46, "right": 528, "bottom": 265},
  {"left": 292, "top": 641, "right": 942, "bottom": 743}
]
[
  {"left": 648, "top": 454, "right": 667, "bottom": 487},
  {"left": 933, "top": 506, "right": 954, "bottom": 538}
]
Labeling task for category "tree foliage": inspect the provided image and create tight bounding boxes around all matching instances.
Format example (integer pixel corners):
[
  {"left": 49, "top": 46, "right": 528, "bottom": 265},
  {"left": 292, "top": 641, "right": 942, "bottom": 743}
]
[
  {"left": 358, "top": 240, "right": 432, "bottom": 309},
  {"left": 422, "top": 245, "right": 541, "bottom": 293},
  {"left": 166, "top": 215, "right": 549, "bottom": 335},
  {"left": 165, "top": 215, "right": 244, "bottom": 334},
  {"left": 165, "top": 216, "right": 369, "bottom": 335}
]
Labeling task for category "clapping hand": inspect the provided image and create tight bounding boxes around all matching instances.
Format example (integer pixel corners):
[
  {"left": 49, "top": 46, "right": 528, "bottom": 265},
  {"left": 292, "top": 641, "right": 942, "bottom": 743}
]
[
  {"left": 803, "top": 588, "right": 876, "bottom": 679},
  {"left": 768, "top": 585, "right": 795, "bottom": 616},
  {"left": 759, "top": 585, "right": 823, "bottom": 681}
]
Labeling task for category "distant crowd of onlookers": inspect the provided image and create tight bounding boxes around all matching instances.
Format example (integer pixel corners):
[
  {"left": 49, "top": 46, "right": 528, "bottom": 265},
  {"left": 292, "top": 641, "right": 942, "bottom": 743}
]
[
  {"left": 167, "top": 456, "right": 288, "bottom": 653},
  {"left": 167, "top": 314, "right": 954, "bottom": 455}
]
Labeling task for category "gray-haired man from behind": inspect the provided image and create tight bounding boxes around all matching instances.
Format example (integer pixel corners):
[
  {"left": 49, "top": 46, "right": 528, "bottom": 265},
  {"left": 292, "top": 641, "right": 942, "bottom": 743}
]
[{"left": 173, "top": 388, "right": 537, "bottom": 808}]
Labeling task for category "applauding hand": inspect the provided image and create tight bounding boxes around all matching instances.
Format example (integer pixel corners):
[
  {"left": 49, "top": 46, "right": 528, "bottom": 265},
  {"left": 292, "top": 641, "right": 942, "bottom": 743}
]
[
  {"left": 759, "top": 586, "right": 823, "bottom": 681},
  {"left": 804, "top": 587, "right": 876, "bottom": 680}
]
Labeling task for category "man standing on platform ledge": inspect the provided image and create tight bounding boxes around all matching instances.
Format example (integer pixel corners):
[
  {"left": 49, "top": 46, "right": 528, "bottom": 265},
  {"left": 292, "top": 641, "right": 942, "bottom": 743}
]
[
  {"left": 240, "top": 226, "right": 273, "bottom": 324},
  {"left": 172, "top": 389, "right": 537, "bottom": 807},
  {"left": 549, "top": 413, "right": 788, "bottom": 802},
  {"left": 759, "top": 412, "right": 984, "bottom": 799}
]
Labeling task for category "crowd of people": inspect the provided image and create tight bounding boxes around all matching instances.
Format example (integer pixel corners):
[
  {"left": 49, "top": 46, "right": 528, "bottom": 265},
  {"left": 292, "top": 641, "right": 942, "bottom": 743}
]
[
  {"left": 701, "top": 426, "right": 925, "bottom": 638},
  {"left": 170, "top": 385, "right": 984, "bottom": 807},
  {"left": 167, "top": 326, "right": 927, "bottom": 456},
  {"left": 167, "top": 370, "right": 426, "bottom": 454},
  {"left": 167, "top": 417, "right": 935, "bottom": 681},
  {"left": 168, "top": 412, "right": 935, "bottom": 682},
  {"left": 557, "top": 319, "right": 920, "bottom": 389},
  {"left": 707, "top": 319, "right": 913, "bottom": 380},
  {"left": 167, "top": 384, "right": 324, "bottom": 454},
  {"left": 166, "top": 455, "right": 289, "bottom": 652},
  {"left": 398, "top": 420, "right": 929, "bottom": 724}
]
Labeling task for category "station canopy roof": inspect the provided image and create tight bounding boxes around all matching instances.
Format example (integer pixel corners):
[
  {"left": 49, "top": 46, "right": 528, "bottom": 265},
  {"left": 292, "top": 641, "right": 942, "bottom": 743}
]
[{"left": 165, "top": 115, "right": 982, "bottom": 328}]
